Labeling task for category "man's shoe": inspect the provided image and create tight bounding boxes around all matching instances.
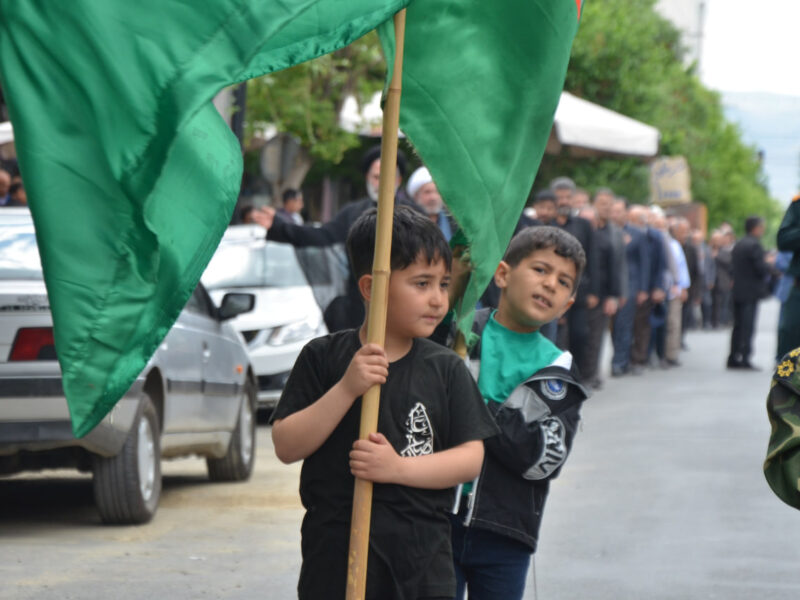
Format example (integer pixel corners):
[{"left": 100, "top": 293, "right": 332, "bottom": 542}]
[
  {"left": 611, "top": 366, "right": 628, "bottom": 377},
  {"left": 665, "top": 359, "right": 682, "bottom": 368},
  {"left": 630, "top": 365, "right": 644, "bottom": 376},
  {"left": 741, "top": 363, "right": 761, "bottom": 371},
  {"left": 727, "top": 358, "right": 745, "bottom": 369}
]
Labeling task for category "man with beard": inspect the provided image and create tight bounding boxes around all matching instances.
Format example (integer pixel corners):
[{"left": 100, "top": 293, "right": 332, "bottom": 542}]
[{"left": 406, "top": 166, "right": 454, "bottom": 241}]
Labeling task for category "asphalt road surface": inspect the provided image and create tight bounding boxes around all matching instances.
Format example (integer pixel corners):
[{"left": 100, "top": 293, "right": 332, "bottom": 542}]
[{"left": 2, "top": 299, "right": 798, "bottom": 599}]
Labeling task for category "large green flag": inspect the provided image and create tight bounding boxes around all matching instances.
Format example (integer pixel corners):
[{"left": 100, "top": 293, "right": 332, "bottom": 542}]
[
  {"left": 380, "top": 0, "right": 582, "bottom": 339},
  {"left": 0, "top": 0, "right": 410, "bottom": 437},
  {"left": 1, "top": 0, "right": 579, "bottom": 438}
]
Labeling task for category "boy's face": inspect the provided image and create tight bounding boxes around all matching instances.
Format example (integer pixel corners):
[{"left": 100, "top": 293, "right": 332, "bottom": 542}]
[
  {"left": 385, "top": 254, "right": 450, "bottom": 339},
  {"left": 495, "top": 247, "right": 576, "bottom": 332}
]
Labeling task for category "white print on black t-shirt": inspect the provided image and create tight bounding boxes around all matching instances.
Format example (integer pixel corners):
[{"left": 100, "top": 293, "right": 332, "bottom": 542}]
[
  {"left": 524, "top": 416, "right": 567, "bottom": 480},
  {"left": 400, "top": 402, "right": 434, "bottom": 457}
]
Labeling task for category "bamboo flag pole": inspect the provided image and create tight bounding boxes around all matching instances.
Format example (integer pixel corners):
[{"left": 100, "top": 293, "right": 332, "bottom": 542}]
[{"left": 345, "top": 9, "right": 407, "bottom": 600}]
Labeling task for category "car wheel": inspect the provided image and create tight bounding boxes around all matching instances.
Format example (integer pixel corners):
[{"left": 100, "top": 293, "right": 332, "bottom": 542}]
[
  {"left": 92, "top": 392, "right": 162, "bottom": 524},
  {"left": 207, "top": 379, "right": 256, "bottom": 482}
]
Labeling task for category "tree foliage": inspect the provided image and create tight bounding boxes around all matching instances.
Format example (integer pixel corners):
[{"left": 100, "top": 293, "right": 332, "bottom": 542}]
[
  {"left": 536, "top": 0, "right": 782, "bottom": 232},
  {"left": 244, "top": 2, "right": 780, "bottom": 231},
  {"left": 245, "top": 31, "right": 386, "bottom": 165}
]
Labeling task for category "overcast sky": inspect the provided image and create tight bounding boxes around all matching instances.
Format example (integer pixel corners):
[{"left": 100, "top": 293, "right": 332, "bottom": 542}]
[
  {"left": 701, "top": 0, "right": 800, "bottom": 96},
  {"left": 699, "top": 0, "right": 800, "bottom": 201}
]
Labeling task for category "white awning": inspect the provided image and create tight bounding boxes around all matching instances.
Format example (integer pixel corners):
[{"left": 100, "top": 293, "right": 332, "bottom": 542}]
[
  {"left": 0, "top": 121, "right": 13, "bottom": 145},
  {"left": 547, "top": 92, "right": 660, "bottom": 158},
  {"left": 341, "top": 91, "right": 659, "bottom": 158}
]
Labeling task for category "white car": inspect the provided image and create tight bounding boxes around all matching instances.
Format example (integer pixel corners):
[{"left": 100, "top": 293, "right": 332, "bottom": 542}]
[
  {"left": 202, "top": 225, "right": 332, "bottom": 409},
  {"left": 0, "top": 208, "right": 258, "bottom": 524}
]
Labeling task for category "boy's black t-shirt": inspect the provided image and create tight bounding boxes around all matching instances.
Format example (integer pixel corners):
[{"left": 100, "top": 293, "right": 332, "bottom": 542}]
[{"left": 272, "top": 329, "right": 497, "bottom": 600}]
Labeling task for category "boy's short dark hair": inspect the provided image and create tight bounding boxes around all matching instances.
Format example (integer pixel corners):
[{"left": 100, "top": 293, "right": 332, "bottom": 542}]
[
  {"left": 503, "top": 226, "right": 586, "bottom": 292},
  {"left": 347, "top": 205, "right": 452, "bottom": 279}
]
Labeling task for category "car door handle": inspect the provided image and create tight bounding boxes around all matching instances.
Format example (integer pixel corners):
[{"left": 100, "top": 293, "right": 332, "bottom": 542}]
[{"left": 202, "top": 343, "right": 211, "bottom": 362}]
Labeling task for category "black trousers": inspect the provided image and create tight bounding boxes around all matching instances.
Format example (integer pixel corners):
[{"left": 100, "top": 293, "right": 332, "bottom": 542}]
[
  {"left": 583, "top": 304, "right": 608, "bottom": 382},
  {"left": 712, "top": 288, "right": 732, "bottom": 327},
  {"left": 728, "top": 300, "right": 758, "bottom": 365},
  {"left": 557, "top": 300, "right": 589, "bottom": 376},
  {"left": 631, "top": 299, "right": 653, "bottom": 366}
]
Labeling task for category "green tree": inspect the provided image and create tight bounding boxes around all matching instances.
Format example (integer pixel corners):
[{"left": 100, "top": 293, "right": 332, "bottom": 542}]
[
  {"left": 245, "top": 31, "right": 387, "bottom": 190},
  {"left": 537, "top": 0, "right": 781, "bottom": 232}
]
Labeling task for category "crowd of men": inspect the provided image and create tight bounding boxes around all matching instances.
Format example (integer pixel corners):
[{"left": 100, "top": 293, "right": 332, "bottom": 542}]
[
  {"left": 238, "top": 145, "right": 785, "bottom": 389},
  {"left": 513, "top": 178, "right": 779, "bottom": 388}
]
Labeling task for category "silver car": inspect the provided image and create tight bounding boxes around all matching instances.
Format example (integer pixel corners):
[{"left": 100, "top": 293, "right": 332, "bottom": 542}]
[
  {"left": 202, "top": 225, "right": 333, "bottom": 409},
  {"left": 0, "top": 208, "right": 258, "bottom": 524}
]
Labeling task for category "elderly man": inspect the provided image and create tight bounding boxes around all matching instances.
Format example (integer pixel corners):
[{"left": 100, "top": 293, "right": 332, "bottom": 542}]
[
  {"left": 629, "top": 206, "right": 667, "bottom": 371},
  {"left": 665, "top": 218, "right": 692, "bottom": 367},
  {"left": 406, "top": 166, "right": 453, "bottom": 240},
  {"left": 610, "top": 201, "right": 650, "bottom": 376}
]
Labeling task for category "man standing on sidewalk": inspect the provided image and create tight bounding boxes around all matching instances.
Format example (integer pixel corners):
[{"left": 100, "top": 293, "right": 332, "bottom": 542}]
[{"left": 727, "top": 216, "right": 772, "bottom": 370}]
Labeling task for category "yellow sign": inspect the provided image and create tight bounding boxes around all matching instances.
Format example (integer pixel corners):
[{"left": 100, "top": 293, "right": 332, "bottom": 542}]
[{"left": 650, "top": 156, "right": 691, "bottom": 205}]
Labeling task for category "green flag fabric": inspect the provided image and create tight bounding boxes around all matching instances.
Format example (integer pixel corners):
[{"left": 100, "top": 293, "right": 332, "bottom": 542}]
[
  {"left": 764, "top": 349, "right": 800, "bottom": 509},
  {"left": 0, "top": 0, "right": 410, "bottom": 437},
  {"left": 379, "top": 0, "right": 581, "bottom": 340}
]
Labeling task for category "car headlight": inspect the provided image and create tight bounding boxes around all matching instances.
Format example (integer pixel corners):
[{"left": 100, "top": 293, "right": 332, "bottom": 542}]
[{"left": 267, "top": 314, "right": 324, "bottom": 346}]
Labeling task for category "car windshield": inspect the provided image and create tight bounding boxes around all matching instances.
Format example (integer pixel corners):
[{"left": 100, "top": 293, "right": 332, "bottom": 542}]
[
  {"left": 0, "top": 226, "right": 43, "bottom": 280},
  {"left": 202, "top": 240, "right": 308, "bottom": 289}
]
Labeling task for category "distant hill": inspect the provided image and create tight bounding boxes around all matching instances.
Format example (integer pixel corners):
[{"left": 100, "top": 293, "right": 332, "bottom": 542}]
[{"left": 721, "top": 91, "right": 800, "bottom": 205}]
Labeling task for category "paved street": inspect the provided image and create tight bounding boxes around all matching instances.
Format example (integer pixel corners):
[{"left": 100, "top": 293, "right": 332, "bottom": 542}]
[
  {"left": 535, "top": 298, "right": 800, "bottom": 599},
  {"left": 2, "top": 299, "right": 799, "bottom": 599}
]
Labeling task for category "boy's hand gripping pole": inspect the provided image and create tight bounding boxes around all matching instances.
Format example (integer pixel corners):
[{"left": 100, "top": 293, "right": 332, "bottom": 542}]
[{"left": 346, "top": 9, "right": 407, "bottom": 600}]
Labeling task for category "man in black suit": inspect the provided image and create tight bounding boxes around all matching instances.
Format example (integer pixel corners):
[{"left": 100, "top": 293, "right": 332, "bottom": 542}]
[
  {"left": 727, "top": 216, "right": 773, "bottom": 370},
  {"left": 583, "top": 188, "right": 625, "bottom": 389},
  {"left": 551, "top": 178, "right": 595, "bottom": 369}
]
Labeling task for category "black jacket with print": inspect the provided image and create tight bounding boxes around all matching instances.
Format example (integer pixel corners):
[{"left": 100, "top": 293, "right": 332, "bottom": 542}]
[{"left": 452, "top": 308, "right": 590, "bottom": 552}]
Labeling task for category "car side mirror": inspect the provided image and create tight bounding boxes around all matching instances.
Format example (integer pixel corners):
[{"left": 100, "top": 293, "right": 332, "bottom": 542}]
[{"left": 218, "top": 293, "right": 255, "bottom": 321}]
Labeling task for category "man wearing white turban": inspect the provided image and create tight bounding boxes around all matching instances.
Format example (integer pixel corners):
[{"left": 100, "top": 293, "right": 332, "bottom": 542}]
[{"left": 407, "top": 166, "right": 454, "bottom": 241}]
